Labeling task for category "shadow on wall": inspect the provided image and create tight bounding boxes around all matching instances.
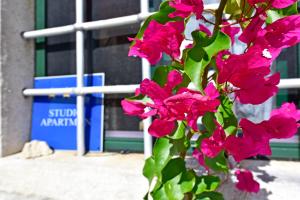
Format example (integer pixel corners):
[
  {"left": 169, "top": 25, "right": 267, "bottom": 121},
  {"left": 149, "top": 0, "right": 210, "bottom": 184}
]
[
  {"left": 219, "top": 159, "right": 274, "bottom": 200},
  {"left": 187, "top": 157, "right": 275, "bottom": 200}
]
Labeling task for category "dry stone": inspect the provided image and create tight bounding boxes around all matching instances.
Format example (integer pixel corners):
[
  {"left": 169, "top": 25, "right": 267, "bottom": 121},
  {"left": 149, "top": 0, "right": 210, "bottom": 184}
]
[{"left": 21, "top": 140, "right": 53, "bottom": 159}]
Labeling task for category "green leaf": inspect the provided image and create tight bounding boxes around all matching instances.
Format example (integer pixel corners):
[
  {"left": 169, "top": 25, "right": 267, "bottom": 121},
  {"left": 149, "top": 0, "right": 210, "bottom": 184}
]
[
  {"left": 180, "top": 170, "right": 196, "bottom": 193},
  {"left": 266, "top": 3, "right": 298, "bottom": 24},
  {"left": 152, "top": 186, "right": 169, "bottom": 200},
  {"left": 195, "top": 175, "right": 221, "bottom": 194},
  {"left": 164, "top": 174, "right": 185, "bottom": 200},
  {"left": 185, "top": 31, "right": 231, "bottom": 91},
  {"left": 202, "top": 112, "right": 216, "bottom": 134},
  {"left": 152, "top": 66, "right": 191, "bottom": 92},
  {"left": 145, "top": 138, "right": 173, "bottom": 194},
  {"left": 170, "top": 121, "right": 186, "bottom": 139},
  {"left": 225, "top": 0, "right": 253, "bottom": 18},
  {"left": 161, "top": 158, "right": 186, "bottom": 183},
  {"left": 170, "top": 137, "right": 190, "bottom": 155},
  {"left": 126, "top": 94, "right": 152, "bottom": 104},
  {"left": 135, "top": 1, "right": 182, "bottom": 41},
  {"left": 152, "top": 66, "right": 175, "bottom": 87},
  {"left": 204, "top": 151, "right": 228, "bottom": 172},
  {"left": 175, "top": 72, "right": 191, "bottom": 92},
  {"left": 153, "top": 138, "right": 173, "bottom": 172},
  {"left": 215, "top": 95, "right": 238, "bottom": 136},
  {"left": 152, "top": 174, "right": 184, "bottom": 200},
  {"left": 143, "top": 157, "right": 156, "bottom": 184},
  {"left": 196, "top": 192, "right": 224, "bottom": 200}
]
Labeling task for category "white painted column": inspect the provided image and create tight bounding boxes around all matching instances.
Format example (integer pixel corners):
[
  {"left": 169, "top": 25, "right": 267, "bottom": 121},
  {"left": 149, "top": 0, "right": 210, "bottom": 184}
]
[
  {"left": 76, "top": 0, "right": 85, "bottom": 156},
  {"left": 140, "top": 0, "right": 153, "bottom": 159}
]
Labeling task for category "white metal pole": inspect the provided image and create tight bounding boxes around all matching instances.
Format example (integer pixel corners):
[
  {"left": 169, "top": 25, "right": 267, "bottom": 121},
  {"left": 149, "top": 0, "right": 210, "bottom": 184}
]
[
  {"left": 76, "top": 0, "right": 85, "bottom": 156},
  {"left": 23, "top": 85, "right": 139, "bottom": 96},
  {"left": 141, "top": 0, "right": 153, "bottom": 159},
  {"left": 22, "top": 13, "right": 153, "bottom": 39}
]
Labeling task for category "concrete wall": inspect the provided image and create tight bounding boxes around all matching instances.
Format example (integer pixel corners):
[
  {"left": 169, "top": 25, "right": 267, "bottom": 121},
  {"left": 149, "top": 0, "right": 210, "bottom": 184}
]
[{"left": 0, "top": 0, "right": 34, "bottom": 156}]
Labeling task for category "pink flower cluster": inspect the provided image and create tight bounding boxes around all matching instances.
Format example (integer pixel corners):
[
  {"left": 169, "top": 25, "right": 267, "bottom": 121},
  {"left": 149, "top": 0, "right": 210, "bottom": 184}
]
[
  {"left": 194, "top": 103, "right": 300, "bottom": 163},
  {"left": 235, "top": 170, "right": 260, "bottom": 193},
  {"left": 248, "top": 0, "right": 297, "bottom": 9},
  {"left": 218, "top": 14, "right": 300, "bottom": 104},
  {"left": 124, "top": 0, "right": 300, "bottom": 194},
  {"left": 193, "top": 103, "right": 300, "bottom": 193},
  {"left": 129, "top": 21, "right": 184, "bottom": 65},
  {"left": 122, "top": 70, "right": 220, "bottom": 137},
  {"left": 169, "top": 0, "right": 204, "bottom": 20}
]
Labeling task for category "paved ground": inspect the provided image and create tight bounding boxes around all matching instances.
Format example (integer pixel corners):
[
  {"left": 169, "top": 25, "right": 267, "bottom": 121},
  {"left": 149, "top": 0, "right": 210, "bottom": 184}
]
[{"left": 0, "top": 152, "right": 299, "bottom": 200}]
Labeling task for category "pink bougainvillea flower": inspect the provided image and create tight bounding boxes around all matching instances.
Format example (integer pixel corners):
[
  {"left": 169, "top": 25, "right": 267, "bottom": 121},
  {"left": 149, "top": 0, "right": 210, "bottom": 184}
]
[
  {"left": 239, "top": 9, "right": 266, "bottom": 44},
  {"left": 169, "top": 0, "right": 204, "bottom": 20},
  {"left": 264, "top": 114, "right": 298, "bottom": 139},
  {"left": 121, "top": 70, "right": 183, "bottom": 137},
  {"left": 165, "top": 83, "right": 220, "bottom": 130},
  {"left": 186, "top": 83, "right": 220, "bottom": 130},
  {"left": 235, "top": 72, "right": 280, "bottom": 104},
  {"left": 235, "top": 170, "right": 260, "bottom": 193},
  {"left": 225, "top": 118, "right": 272, "bottom": 162},
  {"left": 128, "top": 39, "right": 162, "bottom": 65},
  {"left": 263, "top": 102, "right": 300, "bottom": 138},
  {"left": 247, "top": 0, "right": 297, "bottom": 9},
  {"left": 201, "top": 122, "right": 226, "bottom": 158},
  {"left": 264, "top": 15, "right": 300, "bottom": 49},
  {"left": 148, "top": 119, "right": 176, "bottom": 138},
  {"left": 192, "top": 148, "right": 209, "bottom": 170},
  {"left": 221, "top": 22, "right": 240, "bottom": 45},
  {"left": 247, "top": 0, "right": 267, "bottom": 6},
  {"left": 217, "top": 45, "right": 280, "bottom": 104},
  {"left": 129, "top": 20, "right": 184, "bottom": 65},
  {"left": 121, "top": 100, "right": 146, "bottom": 117},
  {"left": 204, "top": 82, "right": 219, "bottom": 99},
  {"left": 218, "top": 15, "right": 300, "bottom": 105},
  {"left": 225, "top": 103, "right": 300, "bottom": 161},
  {"left": 271, "top": 102, "right": 300, "bottom": 122},
  {"left": 271, "top": 0, "right": 298, "bottom": 9},
  {"left": 244, "top": 15, "right": 300, "bottom": 57}
]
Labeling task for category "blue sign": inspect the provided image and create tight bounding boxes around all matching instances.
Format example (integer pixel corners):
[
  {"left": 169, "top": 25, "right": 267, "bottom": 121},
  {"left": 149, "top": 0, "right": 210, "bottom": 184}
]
[{"left": 31, "top": 73, "right": 104, "bottom": 151}]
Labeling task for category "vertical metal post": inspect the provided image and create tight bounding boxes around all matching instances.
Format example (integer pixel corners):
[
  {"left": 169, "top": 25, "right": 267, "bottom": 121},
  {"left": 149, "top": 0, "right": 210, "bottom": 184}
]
[
  {"left": 140, "top": 0, "right": 153, "bottom": 159},
  {"left": 76, "top": 0, "right": 85, "bottom": 156}
]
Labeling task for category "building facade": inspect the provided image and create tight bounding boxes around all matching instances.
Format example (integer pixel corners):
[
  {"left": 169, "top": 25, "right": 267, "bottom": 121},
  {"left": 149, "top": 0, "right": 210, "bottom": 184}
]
[{"left": 0, "top": 0, "right": 299, "bottom": 159}]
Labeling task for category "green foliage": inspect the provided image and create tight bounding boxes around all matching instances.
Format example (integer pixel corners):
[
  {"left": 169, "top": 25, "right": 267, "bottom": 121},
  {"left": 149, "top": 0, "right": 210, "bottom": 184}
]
[
  {"left": 143, "top": 134, "right": 224, "bottom": 199},
  {"left": 202, "top": 112, "right": 216, "bottom": 134},
  {"left": 180, "top": 170, "right": 196, "bottom": 193},
  {"left": 195, "top": 175, "right": 221, "bottom": 194},
  {"left": 266, "top": 3, "right": 298, "bottom": 23},
  {"left": 215, "top": 96, "right": 238, "bottom": 136},
  {"left": 135, "top": 1, "right": 182, "bottom": 41},
  {"left": 204, "top": 151, "right": 229, "bottom": 172},
  {"left": 152, "top": 66, "right": 175, "bottom": 87},
  {"left": 143, "top": 157, "right": 156, "bottom": 184},
  {"left": 169, "top": 121, "right": 186, "bottom": 140},
  {"left": 196, "top": 192, "right": 224, "bottom": 200},
  {"left": 225, "top": 0, "right": 253, "bottom": 18},
  {"left": 185, "top": 31, "right": 231, "bottom": 91},
  {"left": 153, "top": 174, "right": 184, "bottom": 200},
  {"left": 162, "top": 158, "right": 186, "bottom": 183},
  {"left": 153, "top": 138, "right": 173, "bottom": 172},
  {"left": 152, "top": 66, "right": 191, "bottom": 91}
]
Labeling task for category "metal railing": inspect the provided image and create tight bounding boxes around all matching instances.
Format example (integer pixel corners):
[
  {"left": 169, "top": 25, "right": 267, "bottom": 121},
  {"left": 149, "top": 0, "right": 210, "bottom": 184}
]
[{"left": 22, "top": 0, "right": 153, "bottom": 157}]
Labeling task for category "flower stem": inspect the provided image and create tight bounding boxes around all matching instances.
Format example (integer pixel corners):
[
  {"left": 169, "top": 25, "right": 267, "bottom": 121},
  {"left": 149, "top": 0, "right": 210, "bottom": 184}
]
[{"left": 213, "top": 0, "right": 228, "bottom": 34}]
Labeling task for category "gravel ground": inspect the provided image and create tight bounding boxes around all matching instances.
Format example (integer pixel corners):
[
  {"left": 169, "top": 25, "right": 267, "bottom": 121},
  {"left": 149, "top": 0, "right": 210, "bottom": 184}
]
[{"left": 0, "top": 152, "right": 299, "bottom": 200}]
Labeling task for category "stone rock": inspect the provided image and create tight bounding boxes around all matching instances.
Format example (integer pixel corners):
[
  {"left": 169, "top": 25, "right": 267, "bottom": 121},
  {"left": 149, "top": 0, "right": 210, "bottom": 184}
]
[{"left": 21, "top": 140, "right": 53, "bottom": 159}]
